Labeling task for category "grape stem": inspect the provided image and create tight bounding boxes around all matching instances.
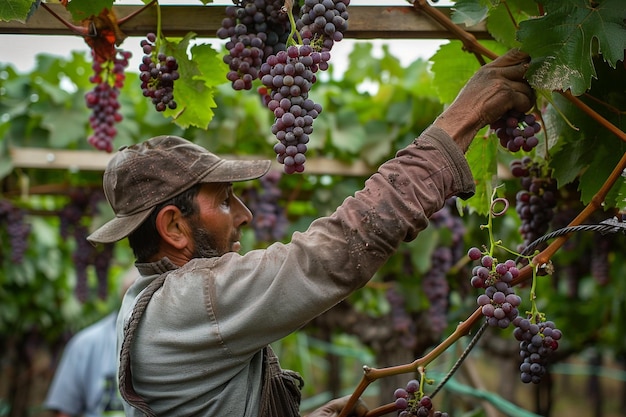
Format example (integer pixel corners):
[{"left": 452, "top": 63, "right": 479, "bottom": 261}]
[
  {"left": 40, "top": 1, "right": 158, "bottom": 37},
  {"left": 284, "top": 0, "right": 304, "bottom": 46}
]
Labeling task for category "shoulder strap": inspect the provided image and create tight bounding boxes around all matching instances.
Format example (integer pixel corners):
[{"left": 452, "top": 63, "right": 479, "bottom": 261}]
[
  {"left": 118, "top": 272, "right": 170, "bottom": 417},
  {"left": 258, "top": 345, "right": 304, "bottom": 417}
]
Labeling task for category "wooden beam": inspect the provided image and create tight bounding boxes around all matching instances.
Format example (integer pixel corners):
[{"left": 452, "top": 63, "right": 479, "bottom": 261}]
[
  {"left": 9, "top": 147, "right": 374, "bottom": 177},
  {"left": 0, "top": 4, "right": 490, "bottom": 40}
]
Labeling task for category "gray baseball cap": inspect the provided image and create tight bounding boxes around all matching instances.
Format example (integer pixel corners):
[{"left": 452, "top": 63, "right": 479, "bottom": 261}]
[{"left": 87, "top": 135, "right": 271, "bottom": 244}]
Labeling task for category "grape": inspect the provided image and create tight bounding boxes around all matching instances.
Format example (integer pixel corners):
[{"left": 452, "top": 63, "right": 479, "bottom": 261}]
[
  {"left": 510, "top": 157, "right": 558, "bottom": 253},
  {"left": 139, "top": 33, "right": 179, "bottom": 112},
  {"left": 217, "top": 0, "right": 294, "bottom": 90},
  {"left": 469, "top": 252, "right": 521, "bottom": 328},
  {"left": 490, "top": 110, "right": 542, "bottom": 153},
  {"left": 386, "top": 286, "right": 417, "bottom": 350},
  {"left": 591, "top": 234, "right": 611, "bottom": 286},
  {"left": 296, "top": 0, "right": 349, "bottom": 52},
  {"left": 422, "top": 199, "right": 465, "bottom": 336},
  {"left": 259, "top": 44, "right": 327, "bottom": 173},
  {"left": 467, "top": 246, "right": 482, "bottom": 261},
  {"left": 85, "top": 48, "right": 131, "bottom": 152},
  {"left": 0, "top": 199, "right": 31, "bottom": 264},
  {"left": 513, "top": 316, "right": 562, "bottom": 384},
  {"left": 241, "top": 170, "right": 289, "bottom": 242},
  {"left": 58, "top": 189, "right": 112, "bottom": 302},
  {"left": 391, "top": 380, "right": 448, "bottom": 416}
]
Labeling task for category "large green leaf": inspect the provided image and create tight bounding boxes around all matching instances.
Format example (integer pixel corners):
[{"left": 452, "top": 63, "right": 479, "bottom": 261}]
[
  {"left": 0, "top": 0, "right": 36, "bottom": 22},
  {"left": 464, "top": 128, "right": 498, "bottom": 216},
  {"left": 160, "top": 34, "right": 220, "bottom": 129},
  {"left": 518, "top": 0, "right": 626, "bottom": 96},
  {"left": 486, "top": 0, "right": 537, "bottom": 48},
  {"left": 450, "top": 0, "right": 489, "bottom": 27},
  {"left": 66, "top": 0, "right": 113, "bottom": 21}
]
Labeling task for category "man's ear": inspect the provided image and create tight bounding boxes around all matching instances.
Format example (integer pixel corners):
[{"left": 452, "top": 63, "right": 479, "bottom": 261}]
[{"left": 155, "top": 206, "right": 191, "bottom": 250}]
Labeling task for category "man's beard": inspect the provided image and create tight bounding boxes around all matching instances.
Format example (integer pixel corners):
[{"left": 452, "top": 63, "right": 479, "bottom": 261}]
[{"left": 189, "top": 221, "right": 221, "bottom": 259}]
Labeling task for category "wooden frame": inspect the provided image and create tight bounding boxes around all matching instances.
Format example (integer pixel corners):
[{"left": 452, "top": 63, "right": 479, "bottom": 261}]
[{"left": 0, "top": 4, "right": 489, "bottom": 40}]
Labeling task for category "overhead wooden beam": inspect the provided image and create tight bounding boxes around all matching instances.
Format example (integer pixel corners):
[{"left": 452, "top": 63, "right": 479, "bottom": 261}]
[
  {"left": 0, "top": 4, "right": 490, "bottom": 40},
  {"left": 9, "top": 147, "right": 374, "bottom": 176}
]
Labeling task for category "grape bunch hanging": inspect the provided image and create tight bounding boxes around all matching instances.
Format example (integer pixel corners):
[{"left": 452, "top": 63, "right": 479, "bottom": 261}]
[
  {"left": 218, "top": 0, "right": 349, "bottom": 173},
  {"left": 139, "top": 32, "right": 180, "bottom": 112},
  {"left": 393, "top": 378, "right": 449, "bottom": 417},
  {"left": 79, "top": 9, "right": 132, "bottom": 152},
  {"left": 85, "top": 49, "right": 131, "bottom": 152}
]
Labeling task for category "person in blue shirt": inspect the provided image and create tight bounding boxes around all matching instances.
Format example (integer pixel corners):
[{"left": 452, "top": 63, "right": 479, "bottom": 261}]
[{"left": 44, "top": 270, "right": 137, "bottom": 417}]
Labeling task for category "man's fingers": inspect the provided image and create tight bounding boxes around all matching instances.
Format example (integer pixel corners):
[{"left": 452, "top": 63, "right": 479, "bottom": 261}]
[{"left": 487, "top": 49, "right": 531, "bottom": 68}]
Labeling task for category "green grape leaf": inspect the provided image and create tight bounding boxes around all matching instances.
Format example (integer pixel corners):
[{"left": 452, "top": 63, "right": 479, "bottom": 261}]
[
  {"left": 578, "top": 137, "right": 626, "bottom": 208},
  {"left": 160, "top": 34, "right": 220, "bottom": 129},
  {"left": 518, "top": 0, "right": 626, "bottom": 96},
  {"left": 485, "top": 0, "right": 537, "bottom": 48},
  {"left": 0, "top": 0, "right": 37, "bottom": 22},
  {"left": 464, "top": 129, "right": 498, "bottom": 216},
  {"left": 66, "top": 0, "right": 114, "bottom": 21},
  {"left": 450, "top": 0, "right": 489, "bottom": 27},
  {"left": 431, "top": 40, "right": 507, "bottom": 104},
  {"left": 431, "top": 41, "right": 481, "bottom": 104},
  {"left": 37, "top": 94, "right": 89, "bottom": 148}
]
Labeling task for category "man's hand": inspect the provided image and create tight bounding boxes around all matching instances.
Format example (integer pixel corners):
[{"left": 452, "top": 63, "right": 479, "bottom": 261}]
[
  {"left": 304, "top": 395, "right": 368, "bottom": 417},
  {"left": 434, "top": 49, "right": 535, "bottom": 151}
]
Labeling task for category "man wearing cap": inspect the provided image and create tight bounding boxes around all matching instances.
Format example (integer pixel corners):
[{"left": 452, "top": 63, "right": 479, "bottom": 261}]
[{"left": 87, "top": 49, "right": 534, "bottom": 417}]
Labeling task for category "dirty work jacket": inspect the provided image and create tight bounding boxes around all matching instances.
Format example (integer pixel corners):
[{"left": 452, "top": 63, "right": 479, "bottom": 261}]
[{"left": 117, "top": 125, "right": 476, "bottom": 416}]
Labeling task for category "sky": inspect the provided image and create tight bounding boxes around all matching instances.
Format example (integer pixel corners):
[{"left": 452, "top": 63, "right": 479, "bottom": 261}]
[{"left": 0, "top": 0, "right": 454, "bottom": 74}]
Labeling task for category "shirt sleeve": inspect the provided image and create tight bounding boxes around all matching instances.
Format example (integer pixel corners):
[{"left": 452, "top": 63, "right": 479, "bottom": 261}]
[
  {"left": 199, "top": 125, "right": 475, "bottom": 354},
  {"left": 44, "top": 337, "right": 87, "bottom": 415}
]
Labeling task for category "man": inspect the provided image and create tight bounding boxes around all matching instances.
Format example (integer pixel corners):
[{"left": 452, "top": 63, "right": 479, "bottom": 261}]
[
  {"left": 87, "top": 49, "right": 534, "bottom": 417},
  {"left": 44, "top": 270, "right": 138, "bottom": 417}
]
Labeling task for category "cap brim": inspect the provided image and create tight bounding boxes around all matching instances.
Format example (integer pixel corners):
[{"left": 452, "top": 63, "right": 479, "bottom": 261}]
[
  {"left": 199, "top": 159, "right": 272, "bottom": 183},
  {"left": 87, "top": 208, "right": 154, "bottom": 245}
]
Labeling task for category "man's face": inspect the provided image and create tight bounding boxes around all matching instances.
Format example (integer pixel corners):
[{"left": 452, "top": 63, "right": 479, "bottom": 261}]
[{"left": 187, "top": 183, "right": 253, "bottom": 258}]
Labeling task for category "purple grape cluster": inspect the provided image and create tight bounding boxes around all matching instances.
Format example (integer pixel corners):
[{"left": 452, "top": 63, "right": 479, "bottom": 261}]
[
  {"left": 85, "top": 49, "right": 131, "bottom": 152},
  {"left": 491, "top": 111, "right": 541, "bottom": 152},
  {"left": 259, "top": 44, "right": 327, "bottom": 173},
  {"left": 139, "top": 32, "right": 179, "bottom": 112},
  {"left": 0, "top": 199, "right": 31, "bottom": 264},
  {"left": 468, "top": 248, "right": 522, "bottom": 329},
  {"left": 421, "top": 199, "right": 465, "bottom": 336},
  {"left": 242, "top": 170, "right": 289, "bottom": 242},
  {"left": 217, "top": 0, "right": 292, "bottom": 90},
  {"left": 393, "top": 380, "right": 448, "bottom": 417},
  {"left": 513, "top": 316, "right": 562, "bottom": 384},
  {"left": 386, "top": 286, "right": 417, "bottom": 350},
  {"left": 59, "top": 189, "right": 113, "bottom": 302},
  {"left": 296, "top": 0, "right": 349, "bottom": 51},
  {"left": 510, "top": 157, "right": 557, "bottom": 252}
]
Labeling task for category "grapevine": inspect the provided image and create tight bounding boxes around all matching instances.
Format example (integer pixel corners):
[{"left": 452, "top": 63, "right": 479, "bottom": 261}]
[
  {"left": 217, "top": 0, "right": 293, "bottom": 90},
  {"left": 510, "top": 157, "right": 558, "bottom": 252},
  {"left": 392, "top": 374, "right": 449, "bottom": 417},
  {"left": 59, "top": 189, "right": 115, "bottom": 302},
  {"left": 218, "top": 0, "right": 349, "bottom": 173},
  {"left": 241, "top": 170, "right": 289, "bottom": 242},
  {"left": 0, "top": 199, "right": 31, "bottom": 264},
  {"left": 85, "top": 48, "right": 131, "bottom": 152},
  {"left": 259, "top": 44, "right": 326, "bottom": 173},
  {"left": 139, "top": 32, "right": 180, "bottom": 112},
  {"left": 422, "top": 198, "right": 465, "bottom": 337}
]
